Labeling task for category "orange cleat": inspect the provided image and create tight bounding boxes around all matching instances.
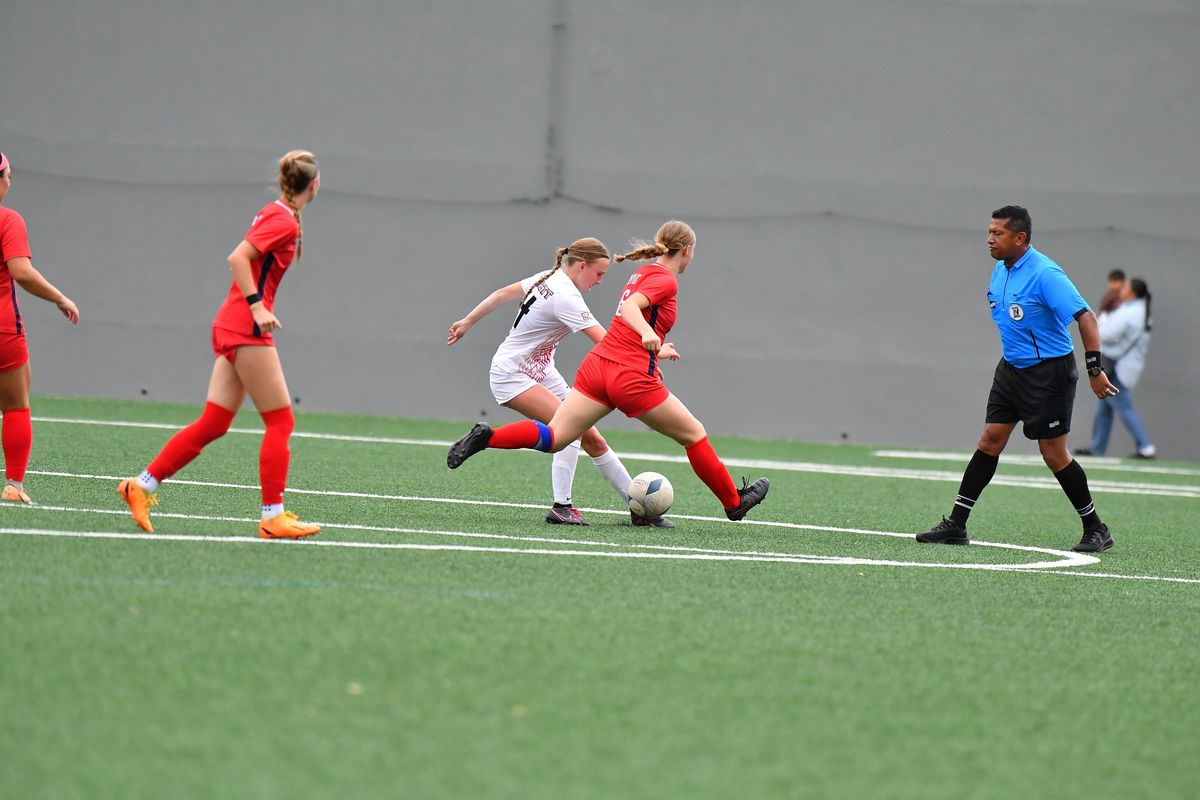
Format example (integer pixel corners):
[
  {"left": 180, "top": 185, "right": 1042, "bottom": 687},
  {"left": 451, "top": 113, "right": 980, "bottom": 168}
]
[
  {"left": 1, "top": 484, "right": 32, "bottom": 503},
  {"left": 259, "top": 511, "right": 321, "bottom": 540},
  {"left": 117, "top": 479, "right": 157, "bottom": 532}
]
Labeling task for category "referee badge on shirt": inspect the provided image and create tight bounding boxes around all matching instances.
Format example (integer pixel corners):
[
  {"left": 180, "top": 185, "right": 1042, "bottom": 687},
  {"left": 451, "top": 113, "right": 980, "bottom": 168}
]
[{"left": 1008, "top": 303, "right": 1025, "bottom": 321}]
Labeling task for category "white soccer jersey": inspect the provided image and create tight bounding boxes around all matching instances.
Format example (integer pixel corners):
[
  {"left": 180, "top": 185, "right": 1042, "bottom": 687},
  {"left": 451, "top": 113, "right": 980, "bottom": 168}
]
[{"left": 490, "top": 268, "right": 599, "bottom": 382}]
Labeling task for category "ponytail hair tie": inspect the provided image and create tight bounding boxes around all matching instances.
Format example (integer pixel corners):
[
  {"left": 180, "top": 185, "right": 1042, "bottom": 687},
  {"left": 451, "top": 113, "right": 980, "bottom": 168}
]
[{"left": 0, "top": 152, "right": 9, "bottom": 173}]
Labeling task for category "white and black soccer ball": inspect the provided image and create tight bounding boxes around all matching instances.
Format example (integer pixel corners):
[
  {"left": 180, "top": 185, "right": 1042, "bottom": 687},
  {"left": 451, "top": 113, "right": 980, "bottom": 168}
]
[{"left": 627, "top": 471, "right": 674, "bottom": 519}]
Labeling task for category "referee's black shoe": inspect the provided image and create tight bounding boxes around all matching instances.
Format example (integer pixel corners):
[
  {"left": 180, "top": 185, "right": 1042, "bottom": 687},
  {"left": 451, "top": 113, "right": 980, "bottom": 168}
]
[
  {"left": 447, "top": 422, "right": 492, "bottom": 469},
  {"left": 1073, "top": 523, "right": 1114, "bottom": 553},
  {"left": 916, "top": 516, "right": 970, "bottom": 545},
  {"left": 725, "top": 477, "right": 770, "bottom": 521}
]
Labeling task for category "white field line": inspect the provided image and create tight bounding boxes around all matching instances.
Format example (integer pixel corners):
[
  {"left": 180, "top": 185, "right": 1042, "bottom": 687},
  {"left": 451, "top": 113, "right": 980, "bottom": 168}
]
[
  {"left": 872, "top": 448, "right": 1200, "bottom": 479},
  {"left": 4, "top": 484, "right": 1098, "bottom": 571},
  {"left": 10, "top": 517, "right": 1199, "bottom": 583},
  {"left": 0, "top": 526, "right": 886, "bottom": 565},
  {"left": 30, "top": 416, "right": 1200, "bottom": 499},
  {"left": 32, "top": 416, "right": 453, "bottom": 447},
  {"left": 1006, "top": 569, "right": 1200, "bottom": 585},
  {"left": 4, "top": 503, "right": 855, "bottom": 562},
  {"left": 8, "top": 523, "right": 1198, "bottom": 584},
  {"left": 0, "top": 518, "right": 1101, "bottom": 572}
]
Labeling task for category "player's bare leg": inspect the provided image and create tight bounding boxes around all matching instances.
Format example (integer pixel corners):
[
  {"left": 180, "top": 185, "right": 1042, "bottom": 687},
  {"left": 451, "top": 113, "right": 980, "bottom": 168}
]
[
  {"left": 234, "top": 346, "right": 318, "bottom": 540},
  {"left": 637, "top": 393, "right": 769, "bottom": 520},
  {"left": 0, "top": 362, "right": 33, "bottom": 502}
]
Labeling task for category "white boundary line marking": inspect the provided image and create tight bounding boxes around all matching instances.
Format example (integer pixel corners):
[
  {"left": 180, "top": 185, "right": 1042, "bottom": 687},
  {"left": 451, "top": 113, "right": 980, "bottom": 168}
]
[
  {"left": 5, "top": 520, "right": 1197, "bottom": 583},
  {"left": 872, "top": 448, "right": 1200, "bottom": 478},
  {"left": 0, "top": 525, "right": 955, "bottom": 566},
  {"left": 7, "top": 500, "right": 1198, "bottom": 584},
  {"left": 4, "top": 490, "right": 1102, "bottom": 572},
  {"left": 31, "top": 415, "right": 1200, "bottom": 499},
  {"left": 18, "top": 468, "right": 1098, "bottom": 570}
]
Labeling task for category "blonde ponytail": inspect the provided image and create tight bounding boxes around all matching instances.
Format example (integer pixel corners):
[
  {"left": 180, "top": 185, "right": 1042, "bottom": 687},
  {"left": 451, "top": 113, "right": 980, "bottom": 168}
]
[
  {"left": 529, "top": 237, "right": 609, "bottom": 293},
  {"left": 615, "top": 220, "right": 695, "bottom": 263},
  {"left": 278, "top": 150, "right": 318, "bottom": 260}
]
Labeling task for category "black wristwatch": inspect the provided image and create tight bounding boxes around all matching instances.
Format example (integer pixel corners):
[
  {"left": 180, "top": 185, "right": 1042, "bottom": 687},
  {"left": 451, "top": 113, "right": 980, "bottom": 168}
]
[{"left": 1085, "top": 351, "right": 1103, "bottom": 377}]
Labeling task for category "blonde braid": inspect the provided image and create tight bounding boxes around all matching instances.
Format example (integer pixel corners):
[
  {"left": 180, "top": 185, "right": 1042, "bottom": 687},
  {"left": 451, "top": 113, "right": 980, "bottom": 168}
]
[
  {"left": 616, "top": 220, "right": 695, "bottom": 263},
  {"left": 527, "top": 246, "right": 569, "bottom": 295},
  {"left": 528, "top": 238, "right": 608, "bottom": 293},
  {"left": 277, "top": 150, "right": 318, "bottom": 260}
]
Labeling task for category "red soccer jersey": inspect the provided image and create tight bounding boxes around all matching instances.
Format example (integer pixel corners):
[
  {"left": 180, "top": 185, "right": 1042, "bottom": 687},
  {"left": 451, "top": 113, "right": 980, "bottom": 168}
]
[
  {"left": 212, "top": 200, "right": 300, "bottom": 338},
  {"left": 590, "top": 263, "right": 678, "bottom": 376},
  {"left": 0, "top": 206, "right": 33, "bottom": 334}
]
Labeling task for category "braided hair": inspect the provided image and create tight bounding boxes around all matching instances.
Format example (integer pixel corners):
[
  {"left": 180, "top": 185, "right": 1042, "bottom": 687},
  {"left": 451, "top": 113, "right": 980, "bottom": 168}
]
[
  {"left": 615, "top": 220, "right": 695, "bottom": 263},
  {"left": 278, "top": 150, "right": 318, "bottom": 260},
  {"left": 527, "top": 237, "right": 609, "bottom": 294}
]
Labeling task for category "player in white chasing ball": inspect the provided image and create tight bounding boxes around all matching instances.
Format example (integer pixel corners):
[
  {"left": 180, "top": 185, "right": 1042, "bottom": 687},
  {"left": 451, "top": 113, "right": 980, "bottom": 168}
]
[{"left": 448, "top": 237, "right": 674, "bottom": 528}]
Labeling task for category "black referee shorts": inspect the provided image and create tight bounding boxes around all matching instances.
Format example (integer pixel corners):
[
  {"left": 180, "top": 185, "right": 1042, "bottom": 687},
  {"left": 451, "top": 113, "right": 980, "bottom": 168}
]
[{"left": 986, "top": 355, "right": 1077, "bottom": 440}]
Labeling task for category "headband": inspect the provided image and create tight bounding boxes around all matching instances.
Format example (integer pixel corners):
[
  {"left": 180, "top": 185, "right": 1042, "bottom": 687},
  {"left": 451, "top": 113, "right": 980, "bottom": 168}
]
[{"left": 0, "top": 153, "right": 9, "bottom": 173}]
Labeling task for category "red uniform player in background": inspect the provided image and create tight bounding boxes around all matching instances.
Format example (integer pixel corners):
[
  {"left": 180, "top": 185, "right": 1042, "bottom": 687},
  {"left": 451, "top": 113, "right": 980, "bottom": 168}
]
[
  {"left": 448, "top": 220, "right": 770, "bottom": 522},
  {"left": 119, "top": 150, "right": 321, "bottom": 539},
  {"left": 0, "top": 150, "right": 81, "bottom": 503}
]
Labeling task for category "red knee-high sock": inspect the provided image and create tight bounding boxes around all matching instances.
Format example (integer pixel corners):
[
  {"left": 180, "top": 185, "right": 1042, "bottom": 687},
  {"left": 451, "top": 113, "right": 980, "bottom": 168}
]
[
  {"left": 685, "top": 436, "right": 740, "bottom": 509},
  {"left": 147, "top": 402, "right": 235, "bottom": 481},
  {"left": 489, "top": 419, "right": 554, "bottom": 451},
  {"left": 2, "top": 407, "right": 32, "bottom": 481},
  {"left": 259, "top": 406, "right": 294, "bottom": 505}
]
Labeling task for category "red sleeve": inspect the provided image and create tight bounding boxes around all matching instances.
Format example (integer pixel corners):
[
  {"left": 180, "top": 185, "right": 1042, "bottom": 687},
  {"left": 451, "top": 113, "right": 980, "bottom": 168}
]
[
  {"left": 636, "top": 269, "right": 677, "bottom": 306},
  {"left": 0, "top": 211, "right": 32, "bottom": 263},
  {"left": 245, "top": 209, "right": 297, "bottom": 255}
]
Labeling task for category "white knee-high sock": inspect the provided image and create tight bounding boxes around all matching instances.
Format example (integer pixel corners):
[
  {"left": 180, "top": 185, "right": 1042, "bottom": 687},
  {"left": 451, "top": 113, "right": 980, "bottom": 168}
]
[
  {"left": 591, "top": 449, "right": 633, "bottom": 502},
  {"left": 551, "top": 440, "right": 582, "bottom": 505}
]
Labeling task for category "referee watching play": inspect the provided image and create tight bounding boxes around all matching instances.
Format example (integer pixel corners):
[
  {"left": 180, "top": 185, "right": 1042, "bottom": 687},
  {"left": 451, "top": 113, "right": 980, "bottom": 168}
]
[{"left": 917, "top": 206, "right": 1119, "bottom": 553}]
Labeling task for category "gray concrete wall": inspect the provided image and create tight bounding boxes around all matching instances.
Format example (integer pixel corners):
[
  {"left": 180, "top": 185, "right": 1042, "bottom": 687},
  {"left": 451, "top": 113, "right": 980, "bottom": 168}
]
[{"left": 2, "top": 0, "right": 1197, "bottom": 457}]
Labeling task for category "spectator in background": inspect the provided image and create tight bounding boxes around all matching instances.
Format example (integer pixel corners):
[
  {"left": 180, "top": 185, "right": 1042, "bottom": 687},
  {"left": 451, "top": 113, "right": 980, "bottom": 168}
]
[
  {"left": 1098, "top": 268, "right": 1126, "bottom": 317},
  {"left": 1076, "top": 278, "right": 1156, "bottom": 459}
]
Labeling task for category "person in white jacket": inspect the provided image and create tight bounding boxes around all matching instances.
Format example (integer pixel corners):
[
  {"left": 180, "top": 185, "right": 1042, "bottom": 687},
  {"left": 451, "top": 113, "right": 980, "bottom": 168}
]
[{"left": 1077, "top": 278, "right": 1156, "bottom": 458}]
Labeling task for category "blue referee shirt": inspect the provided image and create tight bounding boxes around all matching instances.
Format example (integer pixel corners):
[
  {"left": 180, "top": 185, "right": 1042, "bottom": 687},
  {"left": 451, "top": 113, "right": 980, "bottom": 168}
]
[{"left": 986, "top": 247, "right": 1089, "bottom": 369}]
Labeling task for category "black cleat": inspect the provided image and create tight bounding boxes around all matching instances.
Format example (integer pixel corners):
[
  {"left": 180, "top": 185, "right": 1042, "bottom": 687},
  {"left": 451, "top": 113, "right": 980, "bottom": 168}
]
[
  {"left": 447, "top": 422, "right": 493, "bottom": 469},
  {"left": 1073, "top": 523, "right": 1114, "bottom": 553},
  {"left": 725, "top": 477, "right": 770, "bottom": 521},
  {"left": 631, "top": 511, "right": 676, "bottom": 528},
  {"left": 916, "top": 516, "right": 970, "bottom": 545},
  {"left": 1073, "top": 447, "right": 1095, "bottom": 456},
  {"left": 546, "top": 504, "right": 588, "bottom": 526}
]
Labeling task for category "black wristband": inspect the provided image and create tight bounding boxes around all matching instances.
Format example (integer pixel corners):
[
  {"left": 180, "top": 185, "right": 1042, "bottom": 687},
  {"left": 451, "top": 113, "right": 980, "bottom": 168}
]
[
  {"left": 1084, "top": 350, "right": 1103, "bottom": 377},
  {"left": 244, "top": 292, "right": 262, "bottom": 305}
]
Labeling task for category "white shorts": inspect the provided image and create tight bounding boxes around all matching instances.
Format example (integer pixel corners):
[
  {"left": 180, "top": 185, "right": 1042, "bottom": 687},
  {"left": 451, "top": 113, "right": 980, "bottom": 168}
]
[{"left": 489, "top": 365, "right": 570, "bottom": 405}]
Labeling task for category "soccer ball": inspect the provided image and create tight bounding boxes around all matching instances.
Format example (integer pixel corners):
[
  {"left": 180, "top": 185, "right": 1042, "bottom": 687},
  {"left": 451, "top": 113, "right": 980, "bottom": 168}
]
[{"left": 627, "top": 471, "right": 674, "bottom": 519}]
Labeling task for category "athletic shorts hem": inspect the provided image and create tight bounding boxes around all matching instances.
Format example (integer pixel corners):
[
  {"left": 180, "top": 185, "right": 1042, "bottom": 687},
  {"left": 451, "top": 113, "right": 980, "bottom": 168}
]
[
  {"left": 212, "top": 327, "right": 273, "bottom": 364},
  {"left": 489, "top": 365, "right": 569, "bottom": 405},
  {"left": 0, "top": 331, "right": 30, "bottom": 372},
  {"left": 574, "top": 353, "right": 670, "bottom": 418},
  {"left": 985, "top": 355, "right": 1076, "bottom": 440}
]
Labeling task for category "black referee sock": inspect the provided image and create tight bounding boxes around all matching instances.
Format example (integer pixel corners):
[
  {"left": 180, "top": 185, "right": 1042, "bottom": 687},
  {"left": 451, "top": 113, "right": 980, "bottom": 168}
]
[
  {"left": 949, "top": 449, "right": 1000, "bottom": 526},
  {"left": 1054, "top": 459, "right": 1101, "bottom": 529}
]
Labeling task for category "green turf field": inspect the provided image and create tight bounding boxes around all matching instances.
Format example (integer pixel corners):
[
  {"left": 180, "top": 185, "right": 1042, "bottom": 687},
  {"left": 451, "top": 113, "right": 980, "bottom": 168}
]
[{"left": 2, "top": 396, "right": 1197, "bottom": 799}]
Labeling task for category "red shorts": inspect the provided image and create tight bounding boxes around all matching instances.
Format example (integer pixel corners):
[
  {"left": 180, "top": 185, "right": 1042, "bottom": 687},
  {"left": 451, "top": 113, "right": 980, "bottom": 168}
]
[
  {"left": 212, "top": 327, "right": 273, "bottom": 364},
  {"left": 0, "top": 331, "right": 29, "bottom": 372},
  {"left": 573, "top": 352, "right": 669, "bottom": 418}
]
